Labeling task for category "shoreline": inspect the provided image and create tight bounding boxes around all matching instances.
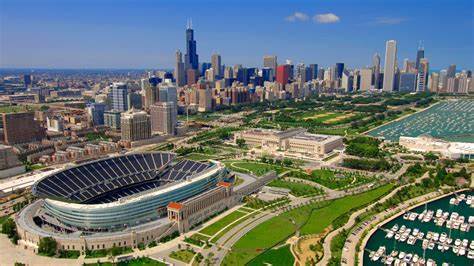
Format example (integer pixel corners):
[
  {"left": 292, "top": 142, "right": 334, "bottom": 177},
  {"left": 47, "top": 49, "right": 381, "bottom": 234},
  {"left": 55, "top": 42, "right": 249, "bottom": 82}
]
[{"left": 358, "top": 187, "right": 471, "bottom": 265}]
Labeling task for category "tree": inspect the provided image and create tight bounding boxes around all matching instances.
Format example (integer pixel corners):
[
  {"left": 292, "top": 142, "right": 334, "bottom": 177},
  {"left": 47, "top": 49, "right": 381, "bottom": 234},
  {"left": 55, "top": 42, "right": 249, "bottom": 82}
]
[
  {"left": 236, "top": 138, "right": 246, "bottom": 148},
  {"left": 2, "top": 218, "right": 16, "bottom": 238},
  {"left": 38, "top": 237, "right": 57, "bottom": 256}
]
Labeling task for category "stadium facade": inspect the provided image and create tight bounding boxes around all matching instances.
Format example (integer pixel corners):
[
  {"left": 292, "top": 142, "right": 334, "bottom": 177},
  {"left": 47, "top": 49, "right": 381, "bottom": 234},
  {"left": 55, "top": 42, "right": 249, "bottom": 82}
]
[{"left": 16, "top": 152, "right": 232, "bottom": 252}]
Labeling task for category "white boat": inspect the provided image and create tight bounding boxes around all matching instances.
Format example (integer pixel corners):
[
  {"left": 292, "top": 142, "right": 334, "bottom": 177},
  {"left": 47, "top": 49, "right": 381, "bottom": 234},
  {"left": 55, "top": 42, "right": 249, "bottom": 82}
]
[
  {"left": 439, "top": 233, "right": 447, "bottom": 243},
  {"left": 455, "top": 239, "right": 461, "bottom": 246},
  {"left": 459, "top": 247, "right": 466, "bottom": 256},
  {"left": 426, "top": 232, "right": 433, "bottom": 240},
  {"left": 422, "top": 239, "right": 429, "bottom": 249},
  {"left": 433, "top": 233, "right": 439, "bottom": 241},
  {"left": 468, "top": 250, "right": 474, "bottom": 259},
  {"left": 435, "top": 209, "right": 442, "bottom": 218},
  {"left": 447, "top": 238, "right": 453, "bottom": 244},
  {"left": 437, "top": 244, "right": 444, "bottom": 251},
  {"left": 403, "top": 213, "right": 410, "bottom": 220},
  {"left": 407, "top": 236, "right": 416, "bottom": 245},
  {"left": 462, "top": 239, "right": 468, "bottom": 247},
  {"left": 385, "top": 256, "right": 394, "bottom": 265},
  {"left": 469, "top": 240, "right": 474, "bottom": 250},
  {"left": 391, "top": 250, "right": 398, "bottom": 257},
  {"left": 409, "top": 213, "right": 417, "bottom": 221},
  {"left": 399, "top": 225, "right": 406, "bottom": 233},
  {"left": 444, "top": 243, "right": 449, "bottom": 251},
  {"left": 400, "top": 234, "right": 408, "bottom": 242},
  {"left": 403, "top": 253, "right": 413, "bottom": 263},
  {"left": 428, "top": 242, "right": 435, "bottom": 250},
  {"left": 449, "top": 198, "right": 456, "bottom": 205},
  {"left": 417, "top": 232, "right": 425, "bottom": 240},
  {"left": 412, "top": 254, "right": 419, "bottom": 263},
  {"left": 468, "top": 216, "right": 474, "bottom": 224},
  {"left": 391, "top": 224, "right": 399, "bottom": 231},
  {"left": 426, "top": 259, "right": 436, "bottom": 266},
  {"left": 395, "top": 233, "right": 400, "bottom": 240},
  {"left": 467, "top": 199, "right": 472, "bottom": 205},
  {"left": 453, "top": 246, "right": 459, "bottom": 254},
  {"left": 398, "top": 251, "right": 406, "bottom": 259},
  {"left": 412, "top": 228, "right": 419, "bottom": 236},
  {"left": 386, "top": 230, "right": 394, "bottom": 238},
  {"left": 460, "top": 223, "right": 469, "bottom": 232}
]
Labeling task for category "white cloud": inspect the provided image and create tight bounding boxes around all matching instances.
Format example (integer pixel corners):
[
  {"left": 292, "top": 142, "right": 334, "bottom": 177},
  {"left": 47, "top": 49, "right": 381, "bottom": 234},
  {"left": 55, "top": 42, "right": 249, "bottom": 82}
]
[
  {"left": 313, "top": 13, "right": 340, "bottom": 24},
  {"left": 374, "top": 17, "right": 407, "bottom": 25},
  {"left": 285, "top": 12, "right": 309, "bottom": 22}
]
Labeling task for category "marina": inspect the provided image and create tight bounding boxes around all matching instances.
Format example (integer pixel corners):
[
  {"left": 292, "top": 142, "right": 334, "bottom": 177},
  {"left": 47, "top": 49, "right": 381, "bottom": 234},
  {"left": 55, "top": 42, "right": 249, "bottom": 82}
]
[
  {"left": 368, "top": 99, "right": 474, "bottom": 143},
  {"left": 364, "top": 191, "right": 474, "bottom": 265}
]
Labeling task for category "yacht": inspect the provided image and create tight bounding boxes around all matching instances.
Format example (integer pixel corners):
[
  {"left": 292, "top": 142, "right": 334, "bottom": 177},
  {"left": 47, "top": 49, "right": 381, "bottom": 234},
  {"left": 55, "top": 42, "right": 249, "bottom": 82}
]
[
  {"left": 398, "top": 251, "right": 406, "bottom": 260},
  {"left": 455, "top": 239, "right": 461, "bottom": 246},
  {"left": 385, "top": 256, "right": 394, "bottom": 265},
  {"left": 403, "top": 213, "right": 410, "bottom": 220},
  {"left": 407, "top": 236, "right": 416, "bottom": 245},
  {"left": 390, "top": 250, "right": 399, "bottom": 257},
  {"left": 459, "top": 247, "right": 466, "bottom": 256},
  {"left": 386, "top": 230, "right": 394, "bottom": 239},
  {"left": 428, "top": 242, "right": 435, "bottom": 250},
  {"left": 453, "top": 246, "right": 459, "bottom": 254},
  {"left": 395, "top": 233, "right": 400, "bottom": 240},
  {"left": 403, "top": 253, "right": 413, "bottom": 263},
  {"left": 449, "top": 198, "right": 456, "bottom": 205},
  {"left": 412, "top": 254, "right": 419, "bottom": 263},
  {"left": 422, "top": 239, "right": 429, "bottom": 249},
  {"left": 460, "top": 223, "right": 469, "bottom": 232},
  {"left": 469, "top": 240, "right": 474, "bottom": 250},
  {"left": 412, "top": 228, "right": 419, "bottom": 236},
  {"left": 391, "top": 224, "right": 399, "bottom": 231},
  {"left": 437, "top": 244, "right": 444, "bottom": 251},
  {"left": 439, "top": 232, "right": 447, "bottom": 243},
  {"left": 447, "top": 238, "right": 453, "bottom": 244},
  {"left": 426, "top": 259, "right": 436, "bottom": 266},
  {"left": 462, "top": 239, "right": 468, "bottom": 247},
  {"left": 467, "top": 250, "right": 474, "bottom": 259},
  {"left": 433, "top": 233, "right": 439, "bottom": 241},
  {"left": 435, "top": 209, "right": 442, "bottom": 218}
]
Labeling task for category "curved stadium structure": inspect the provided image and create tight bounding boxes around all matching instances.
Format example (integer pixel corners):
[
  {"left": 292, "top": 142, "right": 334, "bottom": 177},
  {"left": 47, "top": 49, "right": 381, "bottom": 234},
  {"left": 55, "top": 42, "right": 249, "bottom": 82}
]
[{"left": 30, "top": 152, "right": 227, "bottom": 230}]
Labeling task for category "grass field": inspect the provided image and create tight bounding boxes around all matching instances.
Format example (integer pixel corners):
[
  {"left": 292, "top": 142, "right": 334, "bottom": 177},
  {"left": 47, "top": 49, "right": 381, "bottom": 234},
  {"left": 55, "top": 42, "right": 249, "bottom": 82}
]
[
  {"left": 181, "top": 153, "right": 218, "bottom": 161},
  {"left": 293, "top": 169, "right": 375, "bottom": 190},
  {"left": 169, "top": 249, "right": 196, "bottom": 263},
  {"left": 222, "top": 184, "right": 394, "bottom": 265},
  {"left": 199, "top": 210, "right": 247, "bottom": 236},
  {"left": 247, "top": 245, "right": 294, "bottom": 266},
  {"left": 223, "top": 160, "right": 291, "bottom": 176},
  {"left": 267, "top": 179, "right": 324, "bottom": 197},
  {"left": 210, "top": 213, "right": 254, "bottom": 243}
]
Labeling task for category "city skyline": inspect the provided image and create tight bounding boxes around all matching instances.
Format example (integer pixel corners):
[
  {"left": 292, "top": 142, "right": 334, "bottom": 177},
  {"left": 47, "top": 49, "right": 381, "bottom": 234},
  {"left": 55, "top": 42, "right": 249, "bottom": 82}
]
[{"left": 1, "top": 0, "right": 473, "bottom": 70}]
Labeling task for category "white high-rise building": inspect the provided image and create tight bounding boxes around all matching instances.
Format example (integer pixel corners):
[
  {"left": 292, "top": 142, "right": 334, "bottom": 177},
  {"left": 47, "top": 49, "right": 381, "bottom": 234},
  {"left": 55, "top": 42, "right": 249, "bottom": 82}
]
[
  {"left": 383, "top": 40, "right": 397, "bottom": 92},
  {"left": 359, "top": 68, "right": 373, "bottom": 91}
]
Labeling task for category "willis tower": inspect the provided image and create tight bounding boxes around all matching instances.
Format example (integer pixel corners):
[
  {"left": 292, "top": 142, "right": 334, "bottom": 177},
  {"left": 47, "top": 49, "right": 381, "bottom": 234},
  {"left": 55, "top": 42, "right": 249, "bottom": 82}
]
[{"left": 185, "top": 19, "right": 199, "bottom": 70}]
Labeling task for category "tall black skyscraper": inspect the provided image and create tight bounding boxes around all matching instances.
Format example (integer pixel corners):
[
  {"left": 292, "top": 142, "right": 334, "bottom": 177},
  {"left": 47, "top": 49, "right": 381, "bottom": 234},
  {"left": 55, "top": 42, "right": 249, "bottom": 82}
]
[
  {"left": 185, "top": 20, "right": 199, "bottom": 70},
  {"left": 335, "top": 63, "right": 344, "bottom": 79},
  {"left": 415, "top": 41, "right": 424, "bottom": 70}
]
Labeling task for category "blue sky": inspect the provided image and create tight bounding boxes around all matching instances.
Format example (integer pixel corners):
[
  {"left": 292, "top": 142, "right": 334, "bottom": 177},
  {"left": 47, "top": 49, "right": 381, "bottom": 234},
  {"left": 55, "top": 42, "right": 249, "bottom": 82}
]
[{"left": 0, "top": 0, "right": 472, "bottom": 70}]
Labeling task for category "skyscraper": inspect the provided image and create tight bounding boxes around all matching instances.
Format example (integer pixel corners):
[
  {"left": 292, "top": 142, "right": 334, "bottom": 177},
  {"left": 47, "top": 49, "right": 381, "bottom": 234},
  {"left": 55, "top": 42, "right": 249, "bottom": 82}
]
[
  {"left": 309, "top": 64, "right": 318, "bottom": 80},
  {"left": 276, "top": 65, "right": 290, "bottom": 86},
  {"left": 383, "top": 40, "right": 397, "bottom": 92},
  {"left": 372, "top": 53, "right": 381, "bottom": 89},
  {"left": 211, "top": 53, "right": 222, "bottom": 79},
  {"left": 415, "top": 42, "right": 425, "bottom": 70},
  {"left": 335, "top": 63, "right": 344, "bottom": 79},
  {"left": 399, "top": 73, "right": 417, "bottom": 92},
  {"left": 120, "top": 109, "right": 151, "bottom": 141},
  {"left": 150, "top": 102, "right": 177, "bottom": 135},
  {"left": 447, "top": 64, "right": 456, "bottom": 78},
  {"left": 359, "top": 68, "right": 373, "bottom": 91},
  {"left": 263, "top": 55, "right": 277, "bottom": 78},
  {"left": 87, "top": 103, "right": 106, "bottom": 126},
  {"left": 185, "top": 20, "right": 199, "bottom": 71},
  {"left": 112, "top": 82, "right": 128, "bottom": 111},
  {"left": 175, "top": 50, "right": 185, "bottom": 87},
  {"left": 416, "top": 58, "right": 429, "bottom": 92}
]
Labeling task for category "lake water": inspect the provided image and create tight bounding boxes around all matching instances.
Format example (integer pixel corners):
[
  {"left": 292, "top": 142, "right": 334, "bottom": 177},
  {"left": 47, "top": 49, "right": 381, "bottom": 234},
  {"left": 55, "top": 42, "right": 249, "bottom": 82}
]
[
  {"left": 364, "top": 190, "right": 474, "bottom": 265},
  {"left": 368, "top": 99, "right": 474, "bottom": 143}
]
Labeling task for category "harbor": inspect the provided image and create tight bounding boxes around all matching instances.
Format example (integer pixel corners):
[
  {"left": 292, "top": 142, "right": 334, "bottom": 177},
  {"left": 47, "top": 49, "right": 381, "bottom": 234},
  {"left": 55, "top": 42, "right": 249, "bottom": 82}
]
[{"left": 364, "top": 191, "right": 474, "bottom": 265}]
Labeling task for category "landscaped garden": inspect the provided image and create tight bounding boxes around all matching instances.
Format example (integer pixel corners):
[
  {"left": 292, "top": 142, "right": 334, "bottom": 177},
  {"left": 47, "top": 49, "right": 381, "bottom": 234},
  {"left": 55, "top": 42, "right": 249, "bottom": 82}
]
[
  {"left": 222, "top": 160, "right": 292, "bottom": 176},
  {"left": 286, "top": 168, "right": 376, "bottom": 190},
  {"left": 267, "top": 179, "right": 324, "bottom": 197},
  {"left": 222, "top": 183, "right": 395, "bottom": 265},
  {"left": 169, "top": 248, "right": 196, "bottom": 263}
]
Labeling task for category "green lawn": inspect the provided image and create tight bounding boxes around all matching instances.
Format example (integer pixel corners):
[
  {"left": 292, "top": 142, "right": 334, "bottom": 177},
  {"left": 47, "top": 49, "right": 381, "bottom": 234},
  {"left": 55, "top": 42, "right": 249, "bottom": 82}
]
[
  {"left": 222, "top": 184, "right": 394, "bottom": 265},
  {"left": 290, "top": 169, "right": 375, "bottom": 190},
  {"left": 247, "top": 244, "right": 294, "bottom": 266},
  {"left": 85, "top": 257, "right": 166, "bottom": 266},
  {"left": 169, "top": 249, "right": 196, "bottom": 263},
  {"left": 267, "top": 179, "right": 324, "bottom": 197},
  {"left": 181, "top": 153, "right": 217, "bottom": 161},
  {"left": 210, "top": 213, "right": 254, "bottom": 243},
  {"left": 199, "top": 210, "right": 247, "bottom": 236},
  {"left": 223, "top": 160, "right": 291, "bottom": 176}
]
